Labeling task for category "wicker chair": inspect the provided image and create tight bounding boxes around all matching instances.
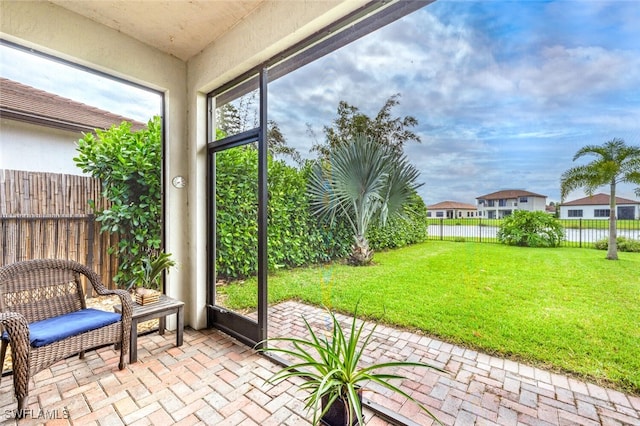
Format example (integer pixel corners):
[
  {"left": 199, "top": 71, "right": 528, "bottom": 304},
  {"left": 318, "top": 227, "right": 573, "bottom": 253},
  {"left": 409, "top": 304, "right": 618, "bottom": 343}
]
[{"left": 0, "top": 259, "right": 132, "bottom": 414}]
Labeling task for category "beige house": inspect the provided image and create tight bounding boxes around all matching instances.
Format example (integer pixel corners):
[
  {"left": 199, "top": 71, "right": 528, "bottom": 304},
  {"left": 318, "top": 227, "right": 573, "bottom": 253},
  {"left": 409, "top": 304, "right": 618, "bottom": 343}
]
[
  {"left": 426, "top": 201, "right": 479, "bottom": 219},
  {"left": 476, "top": 189, "right": 547, "bottom": 219}
]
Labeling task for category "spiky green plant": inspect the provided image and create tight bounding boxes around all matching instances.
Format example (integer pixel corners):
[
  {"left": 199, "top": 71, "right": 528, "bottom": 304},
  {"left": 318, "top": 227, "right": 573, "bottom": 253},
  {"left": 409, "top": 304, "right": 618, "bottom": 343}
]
[
  {"left": 128, "top": 252, "right": 175, "bottom": 291},
  {"left": 307, "top": 134, "right": 421, "bottom": 265},
  {"left": 258, "top": 307, "right": 443, "bottom": 425}
]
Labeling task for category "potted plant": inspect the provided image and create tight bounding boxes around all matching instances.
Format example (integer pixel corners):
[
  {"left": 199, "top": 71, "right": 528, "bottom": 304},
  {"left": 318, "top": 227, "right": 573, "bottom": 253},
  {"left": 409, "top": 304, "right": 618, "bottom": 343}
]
[
  {"left": 257, "top": 306, "right": 444, "bottom": 425},
  {"left": 129, "top": 252, "right": 175, "bottom": 305}
]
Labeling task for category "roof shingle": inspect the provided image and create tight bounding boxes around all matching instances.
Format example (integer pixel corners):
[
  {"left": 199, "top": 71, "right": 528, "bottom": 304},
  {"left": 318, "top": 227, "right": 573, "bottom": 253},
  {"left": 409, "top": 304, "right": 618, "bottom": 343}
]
[
  {"left": 561, "top": 193, "right": 640, "bottom": 206},
  {"left": 476, "top": 189, "right": 546, "bottom": 200},
  {"left": 0, "top": 77, "right": 146, "bottom": 132},
  {"left": 427, "top": 201, "right": 477, "bottom": 210}
]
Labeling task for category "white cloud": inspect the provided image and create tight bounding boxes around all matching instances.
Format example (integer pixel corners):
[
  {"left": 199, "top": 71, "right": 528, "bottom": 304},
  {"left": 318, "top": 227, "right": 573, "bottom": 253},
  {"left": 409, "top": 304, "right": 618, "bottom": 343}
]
[{"left": 0, "top": 45, "right": 162, "bottom": 123}]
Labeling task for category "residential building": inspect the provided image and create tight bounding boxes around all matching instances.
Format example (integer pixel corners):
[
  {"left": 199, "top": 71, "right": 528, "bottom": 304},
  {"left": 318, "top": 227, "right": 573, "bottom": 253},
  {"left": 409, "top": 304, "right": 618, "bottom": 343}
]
[
  {"left": 476, "top": 189, "right": 547, "bottom": 219},
  {"left": 559, "top": 193, "right": 640, "bottom": 220},
  {"left": 426, "top": 201, "right": 479, "bottom": 219},
  {"left": 0, "top": 77, "right": 145, "bottom": 176}
]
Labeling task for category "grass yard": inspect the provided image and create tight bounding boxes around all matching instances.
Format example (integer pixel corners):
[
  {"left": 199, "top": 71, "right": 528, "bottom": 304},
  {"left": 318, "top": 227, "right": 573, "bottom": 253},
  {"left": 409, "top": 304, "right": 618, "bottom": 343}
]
[{"left": 220, "top": 241, "right": 640, "bottom": 394}]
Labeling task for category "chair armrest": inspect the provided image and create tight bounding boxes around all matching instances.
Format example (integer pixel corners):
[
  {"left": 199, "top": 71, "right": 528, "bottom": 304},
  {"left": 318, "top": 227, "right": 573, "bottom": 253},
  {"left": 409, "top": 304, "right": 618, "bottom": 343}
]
[
  {"left": 0, "top": 312, "right": 30, "bottom": 369},
  {"left": 106, "top": 289, "right": 133, "bottom": 323}
]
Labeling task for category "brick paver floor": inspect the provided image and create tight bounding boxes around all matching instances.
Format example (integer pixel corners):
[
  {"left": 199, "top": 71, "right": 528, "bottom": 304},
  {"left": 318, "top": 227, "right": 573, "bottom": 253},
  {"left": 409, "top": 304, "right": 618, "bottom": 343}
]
[{"left": 1, "top": 301, "right": 638, "bottom": 425}]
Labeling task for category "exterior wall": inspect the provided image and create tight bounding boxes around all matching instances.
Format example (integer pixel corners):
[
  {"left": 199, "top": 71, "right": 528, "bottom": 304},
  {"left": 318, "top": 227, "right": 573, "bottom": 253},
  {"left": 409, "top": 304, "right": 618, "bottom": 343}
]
[
  {"left": 559, "top": 204, "right": 640, "bottom": 220},
  {"left": 0, "top": 118, "right": 86, "bottom": 176},
  {"left": 477, "top": 196, "right": 547, "bottom": 218},
  {"left": 427, "top": 209, "right": 479, "bottom": 218}
]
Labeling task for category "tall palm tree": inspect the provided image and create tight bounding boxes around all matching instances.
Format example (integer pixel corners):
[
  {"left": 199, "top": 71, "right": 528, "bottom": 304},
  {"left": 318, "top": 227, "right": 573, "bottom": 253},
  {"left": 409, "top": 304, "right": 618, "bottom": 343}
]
[
  {"left": 308, "top": 134, "right": 421, "bottom": 265},
  {"left": 560, "top": 138, "right": 640, "bottom": 260}
]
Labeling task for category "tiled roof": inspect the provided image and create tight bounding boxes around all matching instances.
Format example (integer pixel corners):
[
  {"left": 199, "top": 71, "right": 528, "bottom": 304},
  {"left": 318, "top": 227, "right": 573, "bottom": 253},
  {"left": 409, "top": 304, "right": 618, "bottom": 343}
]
[
  {"left": 476, "top": 189, "right": 546, "bottom": 200},
  {"left": 0, "top": 77, "right": 146, "bottom": 132},
  {"left": 561, "top": 193, "right": 640, "bottom": 206},
  {"left": 427, "top": 201, "right": 477, "bottom": 210}
]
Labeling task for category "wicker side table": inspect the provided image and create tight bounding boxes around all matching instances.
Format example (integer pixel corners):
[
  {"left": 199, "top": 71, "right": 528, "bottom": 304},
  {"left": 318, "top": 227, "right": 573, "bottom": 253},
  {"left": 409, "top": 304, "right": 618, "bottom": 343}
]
[{"left": 114, "top": 294, "right": 184, "bottom": 363}]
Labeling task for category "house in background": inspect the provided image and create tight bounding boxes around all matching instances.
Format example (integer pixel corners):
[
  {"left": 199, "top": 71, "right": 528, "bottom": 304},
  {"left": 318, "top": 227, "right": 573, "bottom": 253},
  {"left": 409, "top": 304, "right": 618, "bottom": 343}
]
[
  {"left": 426, "top": 201, "right": 479, "bottom": 219},
  {"left": 476, "top": 189, "right": 547, "bottom": 219},
  {"left": 559, "top": 193, "right": 640, "bottom": 220},
  {"left": 0, "top": 77, "right": 145, "bottom": 176}
]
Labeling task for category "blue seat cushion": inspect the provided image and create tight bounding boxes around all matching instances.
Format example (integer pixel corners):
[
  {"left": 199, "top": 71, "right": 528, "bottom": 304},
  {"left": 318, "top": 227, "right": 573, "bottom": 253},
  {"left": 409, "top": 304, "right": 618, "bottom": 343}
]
[{"left": 1, "top": 309, "right": 121, "bottom": 348}]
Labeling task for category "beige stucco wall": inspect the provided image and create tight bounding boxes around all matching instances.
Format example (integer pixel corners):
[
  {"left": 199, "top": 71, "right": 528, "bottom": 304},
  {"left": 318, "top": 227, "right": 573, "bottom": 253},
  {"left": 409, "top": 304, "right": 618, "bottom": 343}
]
[
  {"left": 1, "top": 0, "right": 370, "bottom": 330},
  {"left": 185, "top": 0, "right": 368, "bottom": 329}
]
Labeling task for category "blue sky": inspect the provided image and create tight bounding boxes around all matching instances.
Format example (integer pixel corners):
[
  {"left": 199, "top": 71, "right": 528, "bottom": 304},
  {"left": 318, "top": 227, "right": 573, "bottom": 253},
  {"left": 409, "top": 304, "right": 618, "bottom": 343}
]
[
  {"left": 269, "top": 0, "right": 640, "bottom": 205},
  {"left": 2, "top": 1, "right": 639, "bottom": 205}
]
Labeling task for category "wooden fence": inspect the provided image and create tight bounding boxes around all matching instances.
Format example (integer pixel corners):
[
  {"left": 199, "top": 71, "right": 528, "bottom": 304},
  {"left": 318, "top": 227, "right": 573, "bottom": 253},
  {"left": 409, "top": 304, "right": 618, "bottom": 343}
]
[{"left": 0, "top": 169, "right": 118, "bottom": 291}]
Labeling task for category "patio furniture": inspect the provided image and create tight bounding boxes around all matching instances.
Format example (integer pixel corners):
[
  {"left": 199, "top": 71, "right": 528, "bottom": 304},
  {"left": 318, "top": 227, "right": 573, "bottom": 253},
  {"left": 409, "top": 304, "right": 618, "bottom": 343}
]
[
  {"left": 114, "top": 293, "right": 184, "bottom": 363},
  {"left": 0, "top": 259, "right": 132, "bottom": 414}
]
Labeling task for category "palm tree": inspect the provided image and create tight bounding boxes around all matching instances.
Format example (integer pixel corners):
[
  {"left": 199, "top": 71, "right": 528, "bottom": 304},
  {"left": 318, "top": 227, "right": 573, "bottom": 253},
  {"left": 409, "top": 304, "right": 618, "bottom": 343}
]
[
  {"left": 560, "top": 138, "right": 640, "bottom": 260},
  {"left": 307, "top": 134, "right": 421, "bottom": 265}
]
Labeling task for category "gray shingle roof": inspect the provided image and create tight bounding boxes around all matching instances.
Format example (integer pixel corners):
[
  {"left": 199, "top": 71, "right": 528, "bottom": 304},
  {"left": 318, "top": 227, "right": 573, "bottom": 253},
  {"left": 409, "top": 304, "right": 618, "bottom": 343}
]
[{"left": 0, "top": 77, "right": 146, "bottom": 132}]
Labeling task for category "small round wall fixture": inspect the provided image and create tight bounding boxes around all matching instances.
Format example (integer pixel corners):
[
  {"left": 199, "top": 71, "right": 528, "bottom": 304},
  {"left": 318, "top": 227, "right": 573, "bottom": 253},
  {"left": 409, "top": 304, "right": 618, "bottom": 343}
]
[{"left": 172, "top": 175, "right": 186, "bottom": 189}]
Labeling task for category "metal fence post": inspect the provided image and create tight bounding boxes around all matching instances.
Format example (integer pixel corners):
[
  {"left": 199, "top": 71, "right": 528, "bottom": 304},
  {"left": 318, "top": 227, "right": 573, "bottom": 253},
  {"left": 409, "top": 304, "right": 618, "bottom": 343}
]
[{"left": 579, "top": 218, "right": 582, "bottom": 248}]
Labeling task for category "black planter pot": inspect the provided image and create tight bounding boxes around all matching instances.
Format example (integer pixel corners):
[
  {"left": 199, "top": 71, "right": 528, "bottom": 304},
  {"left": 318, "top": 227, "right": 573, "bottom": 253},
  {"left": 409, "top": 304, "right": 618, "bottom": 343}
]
[{"left": 320, "top": 393, "right": 362, "bottom": 426}]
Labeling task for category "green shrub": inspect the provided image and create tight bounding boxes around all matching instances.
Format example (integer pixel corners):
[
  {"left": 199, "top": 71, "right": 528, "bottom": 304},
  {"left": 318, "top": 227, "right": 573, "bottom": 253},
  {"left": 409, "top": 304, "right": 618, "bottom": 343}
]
[
  {"left": 594, "top": 237, "right": 640, "bottom": 253},
  {"left": 215, "top": 148, "right": 351, "bottom": 280},
  {"left": 367, "top": 193, "right": 428, "bottom": 250},
  {"left": 497, "top": 210, "right": 564, "bottom": 247},
  {"left": 74, "top": 117, "right": 163, "bottom": 287}
]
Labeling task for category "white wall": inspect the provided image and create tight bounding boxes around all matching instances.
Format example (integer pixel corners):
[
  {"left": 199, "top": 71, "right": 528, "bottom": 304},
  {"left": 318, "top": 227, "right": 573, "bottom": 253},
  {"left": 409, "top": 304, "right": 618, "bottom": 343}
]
[
  {"left": 560, "top": 204, "right": 639, "bottom": 220},
  {"left": 0, "top": 118, "right": 86, "bottom": 176}
]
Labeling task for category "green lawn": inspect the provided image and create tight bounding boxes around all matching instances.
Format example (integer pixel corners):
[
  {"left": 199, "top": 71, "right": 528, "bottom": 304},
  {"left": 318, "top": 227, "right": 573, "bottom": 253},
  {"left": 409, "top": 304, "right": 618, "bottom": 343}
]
[{"left": 220, "top": 241, "right": 640, "bottom": 394}]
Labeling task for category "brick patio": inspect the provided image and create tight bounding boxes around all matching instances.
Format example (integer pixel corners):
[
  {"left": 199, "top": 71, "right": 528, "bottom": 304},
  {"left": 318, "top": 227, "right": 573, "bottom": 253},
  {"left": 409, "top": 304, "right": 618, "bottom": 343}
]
[{"left": 1, "top": 301, "right": 638, "bottom": 425}]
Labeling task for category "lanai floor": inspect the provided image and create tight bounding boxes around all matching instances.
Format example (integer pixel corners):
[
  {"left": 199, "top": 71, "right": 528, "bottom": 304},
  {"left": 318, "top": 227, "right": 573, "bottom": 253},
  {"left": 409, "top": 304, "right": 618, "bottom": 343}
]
[{"left": 1, "top": 301, "right": 638, "bottom": 425}]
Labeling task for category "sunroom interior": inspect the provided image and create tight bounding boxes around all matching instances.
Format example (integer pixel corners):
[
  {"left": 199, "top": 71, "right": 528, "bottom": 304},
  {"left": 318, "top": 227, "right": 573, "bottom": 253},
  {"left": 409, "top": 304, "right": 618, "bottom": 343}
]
[
  {"left": 1, "top": 0, "right": 424, "bottom": 333},
  {"left": 3, "top": 2, "right": 640, "bottom": 425}
]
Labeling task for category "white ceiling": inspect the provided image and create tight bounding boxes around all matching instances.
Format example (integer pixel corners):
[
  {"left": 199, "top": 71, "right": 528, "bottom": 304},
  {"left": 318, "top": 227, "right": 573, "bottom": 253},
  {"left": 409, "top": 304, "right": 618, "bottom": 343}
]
[{"left": 49, "top": 0, "right": 267, "bottom": 61}]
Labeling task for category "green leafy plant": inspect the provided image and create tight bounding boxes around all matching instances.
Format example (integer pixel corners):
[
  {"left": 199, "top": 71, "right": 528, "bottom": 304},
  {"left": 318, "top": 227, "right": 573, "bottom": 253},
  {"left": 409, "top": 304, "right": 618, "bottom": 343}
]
[
  {"left": 128, "top": 252, "right": 176, "bottom": 291},
  {"left": 594, "top": 236, "right": 640, "bottom": 253},
  {"left": 214, "top": 146, "right": 351, "bottom": 280},
  {"left": 366, "top": 192, "right": 428, "bottom": 250},
  {"left": 258, "top": 307, "right": 443, "bottom": 426},
  {"left": 497, "top": 210, "right": 564, "bottom": 247},
  {"left": 74, "top": 116, "right": 163, "bottom": 287}
]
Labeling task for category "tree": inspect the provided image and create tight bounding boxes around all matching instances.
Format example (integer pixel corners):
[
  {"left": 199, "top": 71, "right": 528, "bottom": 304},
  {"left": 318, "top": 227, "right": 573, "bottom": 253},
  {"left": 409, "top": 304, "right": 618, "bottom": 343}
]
[
  {"left": 560, "top": 138, "right": 640, "bottom": 260},
  {"left": 313, "top": 94, "right": 420, "bottom": 158},
  {"left": 307, "top": 134, "right": 422, "bottom": 265},
  {"left": 74, "top": 116, "right": 164, "bottom": 286},
  {"left": 216, "top": 94, "right": 301, "bottom": 164}
]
